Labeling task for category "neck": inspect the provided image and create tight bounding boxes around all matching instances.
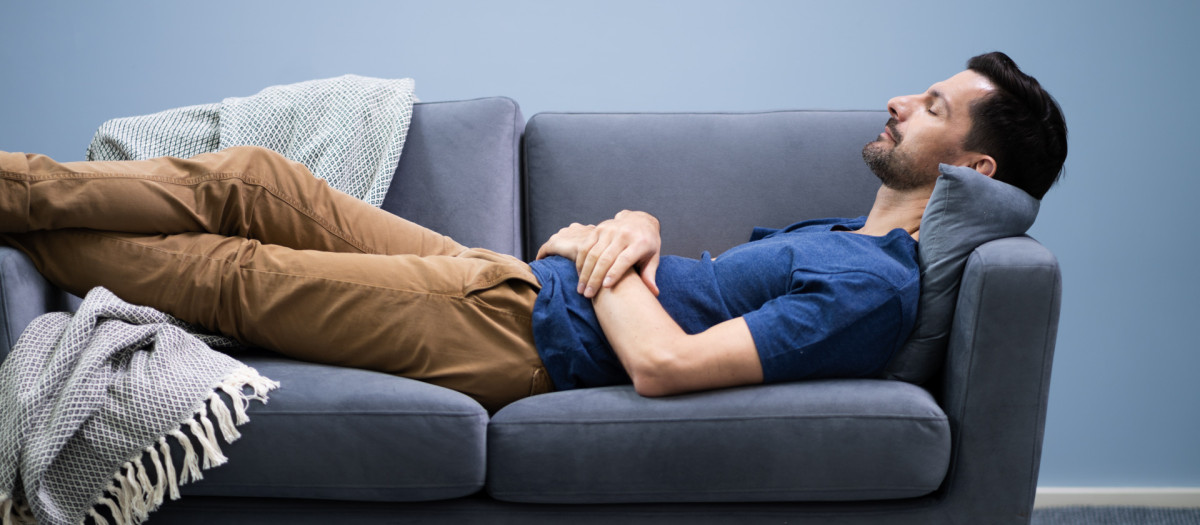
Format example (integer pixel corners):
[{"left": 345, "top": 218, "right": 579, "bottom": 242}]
[{"left": 854, "top": 185, "right": 933, "bottom": 240}]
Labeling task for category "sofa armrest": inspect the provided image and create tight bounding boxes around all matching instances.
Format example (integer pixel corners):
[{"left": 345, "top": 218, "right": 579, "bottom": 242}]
[
  {"left": 0, "top": 246, "right": 81, "bottom": 360},
  {"left": 936, "top": 235, "right": 1062, "bottom": 522}
]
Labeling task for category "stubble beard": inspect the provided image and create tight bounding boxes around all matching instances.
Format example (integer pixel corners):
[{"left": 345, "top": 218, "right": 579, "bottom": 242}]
[{"left": 862, "top": 139, "right": 935, "bottom": 192}]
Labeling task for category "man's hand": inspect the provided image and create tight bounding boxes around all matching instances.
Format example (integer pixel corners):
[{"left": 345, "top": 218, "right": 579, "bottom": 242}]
[{"left": 535, "top": 210, "right": 661, "bottom": 298}]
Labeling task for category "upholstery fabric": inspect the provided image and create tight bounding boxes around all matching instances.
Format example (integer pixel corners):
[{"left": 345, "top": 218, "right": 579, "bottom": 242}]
[
  {"left": 522, "top": 111, "right": 886, "bottom": 260},
  {"left": 487, "top": 381, "right": 950, "bottom": 504},
  {"left": 178, "top": 353, "right": 490, "bottom": 502},
  {"left": 0, "top": 247, "right": 80, "bottom": 360},
  {"left": 937, "top": 236, "right": 1061, "bottom": 520},
  {"left": 881, "top": 164, "right": 1040, "bottom": 383},
  {"left": 382, "top": 97, "right": 525, "bottom": 257}
]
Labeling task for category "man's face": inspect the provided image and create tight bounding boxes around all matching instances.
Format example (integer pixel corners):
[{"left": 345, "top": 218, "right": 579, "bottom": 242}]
[{"left": 862, "top": 70, "right": 996, "bottom": 190}]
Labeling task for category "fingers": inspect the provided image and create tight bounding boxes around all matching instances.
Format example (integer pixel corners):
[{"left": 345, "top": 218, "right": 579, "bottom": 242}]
[
  {"left": 562, "top": 211, "right": 662, "bottom": 298},
  {"left": 578, "top": 230, "right": 656, "bottom": 298},
  {"left": 538, "top": 223, "right": 594, "bottom": 261},
  {"left": 579, "top": 242, "right": 630, "bottom": 297},
  {"left": 641, "top": 254, "right": 661, "bottom": 296},
  {"left": 575, "top": 229, "right": 603, "bottom": 295}
]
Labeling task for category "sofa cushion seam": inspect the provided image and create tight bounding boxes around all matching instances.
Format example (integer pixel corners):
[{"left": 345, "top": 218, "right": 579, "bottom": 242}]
[{"left": 491, "top": 414, "right": 948, "bottom": 425}]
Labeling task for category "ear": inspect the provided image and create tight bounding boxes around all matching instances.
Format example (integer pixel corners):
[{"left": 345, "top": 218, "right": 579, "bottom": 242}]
[{"left": 966, "top": 155, "right": 997, "bottom": 178}]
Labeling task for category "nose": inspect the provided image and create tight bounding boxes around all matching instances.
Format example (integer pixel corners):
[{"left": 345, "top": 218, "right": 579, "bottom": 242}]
[{"left": 887, "top": 94, "right": 919, "bottom": 121}]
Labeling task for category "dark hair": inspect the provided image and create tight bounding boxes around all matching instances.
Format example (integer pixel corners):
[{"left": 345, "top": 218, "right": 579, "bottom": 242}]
[{"left": 964, "top": 52, "right": 1068, "bottom": 199}]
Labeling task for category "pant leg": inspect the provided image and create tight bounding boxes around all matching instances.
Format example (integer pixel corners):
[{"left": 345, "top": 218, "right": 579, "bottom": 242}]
[
  {"left": 0, "top": 147, "right": 463, "bottom": 257},
  {"left": 2, "top": 229, "right": 551, "bottom": 413}
]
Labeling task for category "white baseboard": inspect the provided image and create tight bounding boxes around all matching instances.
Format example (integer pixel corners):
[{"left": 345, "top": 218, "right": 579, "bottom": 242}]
[{"left": 1035, "top": 487, "right": 1200, "bottom": 508}]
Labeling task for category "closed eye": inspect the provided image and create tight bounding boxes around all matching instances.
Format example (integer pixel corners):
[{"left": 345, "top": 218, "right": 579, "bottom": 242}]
[{"left": 927, "top": 89, "right": 949, "bottom": 118}]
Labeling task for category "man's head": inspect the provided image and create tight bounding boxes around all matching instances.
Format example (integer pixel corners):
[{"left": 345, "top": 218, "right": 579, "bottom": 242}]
[{"left": 863, "top": 51, "right": 1068, "bottom": 199}]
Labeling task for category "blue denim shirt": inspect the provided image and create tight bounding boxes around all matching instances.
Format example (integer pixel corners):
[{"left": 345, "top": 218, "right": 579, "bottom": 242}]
[{"left": 528, "top": 217, "right": 920, "bottom": 390}]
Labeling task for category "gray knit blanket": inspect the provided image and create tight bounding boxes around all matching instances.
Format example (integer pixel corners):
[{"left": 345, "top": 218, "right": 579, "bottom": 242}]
[
  {"left": 0, "top": 287, "right": 279, "bottom": 525},
  {"left": 85, "top": 75, "right": 416, "bottom": 207}
]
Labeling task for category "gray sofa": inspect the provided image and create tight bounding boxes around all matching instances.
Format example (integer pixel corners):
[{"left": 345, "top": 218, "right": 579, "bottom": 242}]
[{"left": 0, "top": 97, "right": 1061, "bottom": 524}]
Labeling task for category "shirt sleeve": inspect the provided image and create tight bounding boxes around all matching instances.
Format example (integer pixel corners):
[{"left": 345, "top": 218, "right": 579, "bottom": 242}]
[{"left": 741, "top": 269, "right": 907, "bottom": 383}]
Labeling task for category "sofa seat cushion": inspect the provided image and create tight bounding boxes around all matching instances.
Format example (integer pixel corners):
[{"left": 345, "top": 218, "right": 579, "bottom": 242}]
[
  {"left": 178, "top": 352, "right": 489, "bottom": 502},
  {"left": 487, "top": 379, "right": 949, "bottom": 504}
]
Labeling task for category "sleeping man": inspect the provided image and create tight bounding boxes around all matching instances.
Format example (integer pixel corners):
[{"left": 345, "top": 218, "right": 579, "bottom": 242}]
[{"left": 0, "top": 51, "right": 1066, "bottom": 412}]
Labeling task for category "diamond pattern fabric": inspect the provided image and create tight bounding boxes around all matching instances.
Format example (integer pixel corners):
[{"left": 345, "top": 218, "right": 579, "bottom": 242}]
[
  {"left": 0, "top": 287, "right": 277, "bottom": 524},
  {"left": 86, "top": 75, "right": 415, "bottom": 208}
]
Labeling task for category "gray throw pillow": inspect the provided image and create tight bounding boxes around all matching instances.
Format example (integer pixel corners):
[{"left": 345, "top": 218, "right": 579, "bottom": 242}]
[{"left": 880, "top": 164, "right": 1040, "bottom": 383}]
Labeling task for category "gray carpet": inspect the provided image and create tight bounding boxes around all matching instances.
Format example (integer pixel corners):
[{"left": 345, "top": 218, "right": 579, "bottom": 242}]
[{"left": 1033, "top": 506, "right": 1200, "bottom": 524}]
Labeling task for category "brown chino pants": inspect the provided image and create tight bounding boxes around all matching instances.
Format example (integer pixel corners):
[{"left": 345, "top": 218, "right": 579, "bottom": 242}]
[{"left": 0, "top": 146, "right": 552, "bottom": 412}]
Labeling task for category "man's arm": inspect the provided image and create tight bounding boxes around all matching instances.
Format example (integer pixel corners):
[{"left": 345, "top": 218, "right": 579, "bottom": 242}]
[
  {"left": 591, "top": 271, "right": 764, "bottom": 397},
  {"left": 537, "top": 209, "right": 763, "bottom": 396}
]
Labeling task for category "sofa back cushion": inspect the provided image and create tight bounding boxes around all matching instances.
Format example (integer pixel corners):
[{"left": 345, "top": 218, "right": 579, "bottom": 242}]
[
  {"left": 522, "top": 111, "right": 887, "bottom": 261},
  {"left": 382, "top": 97, "right": 525, "bottom": 257}
]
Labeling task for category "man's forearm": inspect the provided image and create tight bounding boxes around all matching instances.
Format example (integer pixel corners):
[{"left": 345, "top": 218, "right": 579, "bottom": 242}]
[
  {"left": 591, "top": 272, "right": 763, "bottom": 397},
  {"left": 591, "top": 272, "right": 684, "bottom": 396}
]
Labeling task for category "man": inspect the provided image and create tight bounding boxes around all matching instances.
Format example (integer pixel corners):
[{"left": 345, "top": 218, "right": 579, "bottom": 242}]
[{"left": 0, "top": 52, "right": 1066, "bottom": 412}]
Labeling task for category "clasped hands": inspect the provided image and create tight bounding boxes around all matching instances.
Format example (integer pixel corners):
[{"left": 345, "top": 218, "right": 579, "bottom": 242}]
[{"left": 535, "top": 210, "right": 661, "bottom": 299}]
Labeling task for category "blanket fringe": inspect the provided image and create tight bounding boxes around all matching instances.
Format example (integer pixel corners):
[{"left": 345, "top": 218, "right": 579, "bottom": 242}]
[
  {"left": 1, "top": 492, "right": 35, "bottom": 525},
  {"left": 157, "top": 437, "right": 179, "bottom": 501},
  {"left": 86, "top": 507, "right": 108, "bottom": 525},
  {"left": 87, "top": 366, "right": 278, "bottom": 525},
  {"left": 144, "top": 445, "right": 166, "bottom": 508},
  {"left": 190, "top": 404, "right": 228, "bottom": 469},
  {"left": 96, "top": 495, "right": 121, "bottom": 525},
  {"left": 170, "top": 428, "right": 201, "bottom": 485}
]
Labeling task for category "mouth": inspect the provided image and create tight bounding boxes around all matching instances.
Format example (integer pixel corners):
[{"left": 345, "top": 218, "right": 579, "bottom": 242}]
[{"left": 883, "top": 119, "right": 901, "bottom": 144}]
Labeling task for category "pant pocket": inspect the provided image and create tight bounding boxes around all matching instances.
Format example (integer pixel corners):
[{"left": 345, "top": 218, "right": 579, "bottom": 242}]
[{"left": 460, "top": 249, "right": 541, "bottom": 295}]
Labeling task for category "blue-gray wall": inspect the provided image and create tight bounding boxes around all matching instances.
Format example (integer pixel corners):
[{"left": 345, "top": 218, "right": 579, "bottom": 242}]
[{"left": 2, "top": 0, "right": 1197, "bottom": 487}]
